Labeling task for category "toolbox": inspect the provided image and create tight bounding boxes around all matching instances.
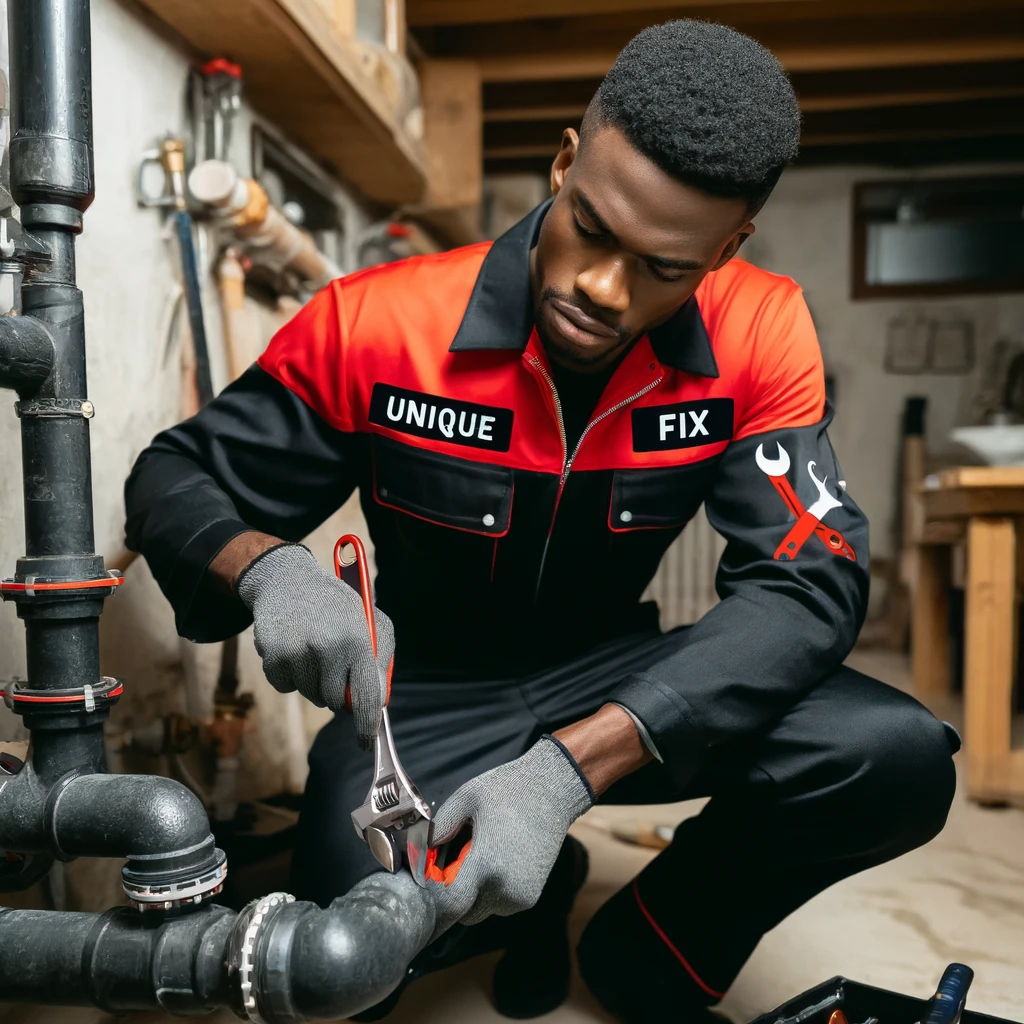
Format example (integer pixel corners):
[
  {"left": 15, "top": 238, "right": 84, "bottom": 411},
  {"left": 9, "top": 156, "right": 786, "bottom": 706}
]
[{"left": 749, "top": 973, "right": 1020, "bottom": 1024}]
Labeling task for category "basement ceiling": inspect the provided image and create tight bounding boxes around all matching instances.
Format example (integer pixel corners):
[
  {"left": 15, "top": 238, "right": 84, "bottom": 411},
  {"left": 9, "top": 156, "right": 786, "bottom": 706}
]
[{"left": 407, "top": 0, "right": 1024, "bottom": 175}]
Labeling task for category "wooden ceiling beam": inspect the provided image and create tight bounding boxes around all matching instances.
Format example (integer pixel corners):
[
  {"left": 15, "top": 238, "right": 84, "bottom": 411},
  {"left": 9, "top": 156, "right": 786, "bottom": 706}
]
[
  {"left": 438, "top": 9, "right": 1024, "bottom": 61},
  {"left": 410, "top": 0, "right": 1020, "bottom": 27},
  {"left": 483, "top": 86, "right": 1024, "bottom": 122},
  {"left": 478, "top": 37, "right": 1024, "bottom": 81},
  {"left": 483, "top": 96, "right": 1024, "bottom": 156},
  {"left": 485, "top": 136, "right": 1024, "bottom": 174}
]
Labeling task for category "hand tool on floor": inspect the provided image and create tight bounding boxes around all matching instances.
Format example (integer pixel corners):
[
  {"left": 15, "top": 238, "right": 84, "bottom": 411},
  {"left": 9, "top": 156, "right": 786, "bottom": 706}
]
[
  {"left": 755, "top": 442, "right": 856, "bottom": 562},
  {"left": 336, "top": 535, "right": 433, "bottom": 886},
  {"left": 917, "top": 963, "right": 974, "bottom": 1024},
  {"left": 828, "top": 1011, "right": 850, "bottom": 1024}
]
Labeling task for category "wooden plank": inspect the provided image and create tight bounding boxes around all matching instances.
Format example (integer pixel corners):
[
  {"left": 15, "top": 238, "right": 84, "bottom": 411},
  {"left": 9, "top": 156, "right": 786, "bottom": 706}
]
[
  {"left": 799, "top": 85, "right": 1024, "bottom": 112},
  {"left": 477, "top": 37, "right": 1024, "bottom": 82},
  {"left": 134, "top": 0, "right": 427, "bottom": 204},
  {"left": 483, "top": 86, "right": 1024, "bottom": 122},
  {"left": 963, "top": 517, "right": 1016, "bottom": 802},
  {"left": 409, "top": 0, "right": 1020, "bottom": 27},
  {"left": 912, "top": 544, "right": 951, "bottom": 698},
  {"left": 419, "top": 59, "right": 482, "bottom": 210},
  {"left": 923, "top": 487, "right": 1024, "bottom": 521},
  {"left": 937, "top": 466, "right": 1024, "bottom": 489},
  {"left": 442, "top": 7, "right": 1024, "bottom": 60}
]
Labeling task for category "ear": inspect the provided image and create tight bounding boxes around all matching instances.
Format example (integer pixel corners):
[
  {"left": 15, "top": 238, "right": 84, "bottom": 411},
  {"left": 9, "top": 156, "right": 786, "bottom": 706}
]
[
  {"left": 712, "top": 221, "right": 755, "bottom": 271},
  {"left": 550, "top": 128, "right": 580, "bottom": 197}
]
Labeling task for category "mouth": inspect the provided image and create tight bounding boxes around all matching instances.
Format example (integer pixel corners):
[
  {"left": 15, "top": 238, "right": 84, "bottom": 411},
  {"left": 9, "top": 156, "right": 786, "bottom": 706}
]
[{"left": 547, "top": 298, "right": 620, "bottom": 344}]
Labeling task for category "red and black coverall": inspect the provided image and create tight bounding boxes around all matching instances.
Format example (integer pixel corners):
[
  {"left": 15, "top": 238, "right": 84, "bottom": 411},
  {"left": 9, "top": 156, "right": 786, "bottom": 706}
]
[{"left": 125, "top": 201, "right": 957, "bottom": 1005}]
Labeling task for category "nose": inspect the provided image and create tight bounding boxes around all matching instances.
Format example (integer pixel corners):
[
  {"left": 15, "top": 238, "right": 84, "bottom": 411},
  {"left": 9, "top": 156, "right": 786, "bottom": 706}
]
[{"left": 576, "top": 255, "right": 630, "bottom": 315}]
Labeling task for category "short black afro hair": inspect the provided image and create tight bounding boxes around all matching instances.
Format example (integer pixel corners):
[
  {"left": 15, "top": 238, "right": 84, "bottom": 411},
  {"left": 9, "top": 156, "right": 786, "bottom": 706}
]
[{"left": 586, "top": 20, "right": 801, "bottom": 209}]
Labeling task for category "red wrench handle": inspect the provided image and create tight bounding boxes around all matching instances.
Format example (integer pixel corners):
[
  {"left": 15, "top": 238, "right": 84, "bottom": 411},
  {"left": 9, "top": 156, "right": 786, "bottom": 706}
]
[
  {"left": 813, "top": 523, "right": 857, "bottom": 561},
  {"left": 767, "top": 475, "right": 805, "bottom": 520},
  {"left": 775, "top": 511, "right": 818, "bottom": 561},
  {"left": 334, "top": 534, "right": 394, "bottom": 706},
  {"left": 334, "top": 534, "right": 377, "bottom": 654}
]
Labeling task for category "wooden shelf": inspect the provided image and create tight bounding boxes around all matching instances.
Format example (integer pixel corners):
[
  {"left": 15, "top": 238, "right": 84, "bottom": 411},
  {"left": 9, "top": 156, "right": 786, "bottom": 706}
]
[{"left": 135, "top": 0, "right": 428, "bottom": 205}]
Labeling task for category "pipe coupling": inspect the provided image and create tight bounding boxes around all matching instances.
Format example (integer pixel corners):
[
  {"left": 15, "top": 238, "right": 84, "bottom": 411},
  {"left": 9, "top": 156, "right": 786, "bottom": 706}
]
[{"left": 230, "top": 891, "right": 296, "bottom": 1024}]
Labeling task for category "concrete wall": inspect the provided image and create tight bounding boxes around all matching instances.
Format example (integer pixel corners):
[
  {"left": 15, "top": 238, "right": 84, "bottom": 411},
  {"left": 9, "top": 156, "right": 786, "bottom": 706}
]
[{"left": 0, "top": 0, "right": 373, "bottom": 912}]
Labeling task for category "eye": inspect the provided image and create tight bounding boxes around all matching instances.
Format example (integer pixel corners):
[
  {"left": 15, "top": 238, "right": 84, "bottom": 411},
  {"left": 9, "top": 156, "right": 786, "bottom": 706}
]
[
  {"left": 648, "top": 264, "right": 686, "bottom": 283},
  {"left": 572, "top": 216, "right": 603, "bottom": 241}
]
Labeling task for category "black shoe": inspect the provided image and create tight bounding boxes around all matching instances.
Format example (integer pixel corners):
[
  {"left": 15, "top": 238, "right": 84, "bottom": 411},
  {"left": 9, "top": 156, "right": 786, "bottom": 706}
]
[{"left": 491, "top": 834, "right": 590, "bottom": 1019}]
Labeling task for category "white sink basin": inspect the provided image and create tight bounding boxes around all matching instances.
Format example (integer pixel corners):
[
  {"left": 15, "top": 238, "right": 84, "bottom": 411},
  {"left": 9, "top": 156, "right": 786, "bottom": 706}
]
[{"left": 950, "top": 425, "right": 1024, "bottom": 466}]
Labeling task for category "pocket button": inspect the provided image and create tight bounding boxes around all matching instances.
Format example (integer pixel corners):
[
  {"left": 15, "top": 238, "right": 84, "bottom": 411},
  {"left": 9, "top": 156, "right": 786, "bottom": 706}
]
[
  {"left": 620, "top": 510, "right": 633, "bottom": 523},
  {"left": 482, "top": 514, "right": 495, "bottom": 527}
]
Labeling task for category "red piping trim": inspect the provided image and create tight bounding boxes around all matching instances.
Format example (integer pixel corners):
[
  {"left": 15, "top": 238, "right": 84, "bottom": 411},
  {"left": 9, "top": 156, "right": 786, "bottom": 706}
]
[
  {"left": 606, "top": 486, "right": 689, "bottom": 534},
  {"left": 632, "top": 878, "right": 726, "bottom": 999},
  {"left": 1, "top": 574, "right": 124, "bottom": 593},
  {"left": 12, "top": 684, "right": 123, "bottom": 704}
]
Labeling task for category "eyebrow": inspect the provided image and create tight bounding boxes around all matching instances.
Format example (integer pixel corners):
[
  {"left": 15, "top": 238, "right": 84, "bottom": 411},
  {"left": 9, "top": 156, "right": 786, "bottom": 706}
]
[{"left": 575, "top": 189, "right": 704, "bottom": 272}]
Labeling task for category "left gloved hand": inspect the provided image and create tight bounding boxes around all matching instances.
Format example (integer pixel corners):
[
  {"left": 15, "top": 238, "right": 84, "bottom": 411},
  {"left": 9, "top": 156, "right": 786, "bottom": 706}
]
[{"left": 426, "top": 736, "right": 594, "bottom": 939}]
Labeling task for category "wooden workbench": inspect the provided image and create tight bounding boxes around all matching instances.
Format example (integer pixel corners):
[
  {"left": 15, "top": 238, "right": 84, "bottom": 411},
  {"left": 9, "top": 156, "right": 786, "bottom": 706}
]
[{"left": 913, "top": 466, "right": 1024, "bottom": 805}]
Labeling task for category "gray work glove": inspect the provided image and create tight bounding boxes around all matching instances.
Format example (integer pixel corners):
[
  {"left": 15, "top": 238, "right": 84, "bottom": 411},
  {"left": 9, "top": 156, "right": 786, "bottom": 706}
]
[
  {"left": 426, "top": 736, "right": 594, "bottom": 939},
  {"left": 236, "top": 543, "right": 394, "bottom": 750}
]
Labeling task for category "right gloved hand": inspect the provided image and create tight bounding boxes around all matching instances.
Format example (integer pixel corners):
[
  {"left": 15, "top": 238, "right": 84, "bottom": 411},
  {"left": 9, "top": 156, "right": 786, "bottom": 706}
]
[{"left": 236, "top": 543, "right": 394, "bottom": 750}]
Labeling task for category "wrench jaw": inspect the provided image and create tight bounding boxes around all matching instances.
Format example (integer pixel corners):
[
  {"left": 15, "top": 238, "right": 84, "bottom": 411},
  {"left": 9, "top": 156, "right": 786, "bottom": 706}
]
[
  {"left": 755, "top": 441, "right": 791, "bottom": 477},
  {"left": 351, "top": 708, "right": 432, "bottom": 882}
]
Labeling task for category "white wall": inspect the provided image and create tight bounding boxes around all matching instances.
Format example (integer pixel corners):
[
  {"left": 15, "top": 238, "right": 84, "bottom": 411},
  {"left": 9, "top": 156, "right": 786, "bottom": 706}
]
[
  {"left": 745, "top": 163, "right": 1024, "bottom": 557},
  {"left": 0, "top": 0, "right": 371, "bottom": 846}
]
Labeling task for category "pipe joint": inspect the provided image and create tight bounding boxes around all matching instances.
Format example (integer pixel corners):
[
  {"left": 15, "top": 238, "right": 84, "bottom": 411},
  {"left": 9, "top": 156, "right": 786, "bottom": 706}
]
[
  {"left": 51, "top": 773, "right": 227, "bottom": 911},
  {"left": 0, "top": 312, "right": 55, "bottom": 395}
]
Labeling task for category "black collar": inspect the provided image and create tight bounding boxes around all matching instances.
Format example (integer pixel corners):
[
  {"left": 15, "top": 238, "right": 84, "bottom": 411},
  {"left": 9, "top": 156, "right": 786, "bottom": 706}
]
[{"left": 449, "top": 199, "right": 719, "bottom": 379}]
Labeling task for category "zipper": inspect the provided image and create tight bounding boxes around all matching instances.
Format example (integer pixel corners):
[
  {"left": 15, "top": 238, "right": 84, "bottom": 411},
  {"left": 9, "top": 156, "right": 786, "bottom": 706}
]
[{"left": 529, "top": 356, "right": 664, "bottom": 599}]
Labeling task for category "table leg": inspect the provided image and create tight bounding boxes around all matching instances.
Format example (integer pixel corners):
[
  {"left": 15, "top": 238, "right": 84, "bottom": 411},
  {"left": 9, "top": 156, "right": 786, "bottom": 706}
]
[
  {"left": 964, "top": 516, "right": 1016, "bottom": 803},
  {"left": 912, "top": 544, "right": 951, "bottom": 696}
]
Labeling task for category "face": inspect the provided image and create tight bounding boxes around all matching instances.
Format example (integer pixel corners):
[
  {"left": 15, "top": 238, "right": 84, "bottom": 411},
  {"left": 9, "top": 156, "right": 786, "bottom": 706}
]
[{"left": 530, "top": 124, "right": 755, "bottom": 372}]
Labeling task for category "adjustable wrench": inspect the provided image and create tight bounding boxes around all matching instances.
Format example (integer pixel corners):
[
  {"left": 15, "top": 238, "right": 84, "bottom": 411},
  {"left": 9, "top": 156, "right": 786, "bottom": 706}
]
[
  {"left": 755, "top": 443, "right": 856, "bottom": 562},
  {"left": 335, "top": 535, "right": 433, "bottom": 886}
]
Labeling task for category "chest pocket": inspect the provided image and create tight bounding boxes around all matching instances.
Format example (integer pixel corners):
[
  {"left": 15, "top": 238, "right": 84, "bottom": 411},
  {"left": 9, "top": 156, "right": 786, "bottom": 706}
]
[
  {"left": 372, "top": 435, "right": 513, "bottom": 537},
  {"left": 609, "top": 458, "right": 721, "bottom": 532}
]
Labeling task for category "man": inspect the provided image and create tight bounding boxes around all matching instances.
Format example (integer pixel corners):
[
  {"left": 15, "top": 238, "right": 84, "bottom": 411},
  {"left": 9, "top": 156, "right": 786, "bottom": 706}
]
[{"left": 126, "top": 20, "right": 958, "bottom": 1024}]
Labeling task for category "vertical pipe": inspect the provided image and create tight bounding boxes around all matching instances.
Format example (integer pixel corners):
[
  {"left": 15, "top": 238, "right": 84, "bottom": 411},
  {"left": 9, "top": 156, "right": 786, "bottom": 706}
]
[{"left": 7, "top": 0, "right": 103, "bottom": 696}]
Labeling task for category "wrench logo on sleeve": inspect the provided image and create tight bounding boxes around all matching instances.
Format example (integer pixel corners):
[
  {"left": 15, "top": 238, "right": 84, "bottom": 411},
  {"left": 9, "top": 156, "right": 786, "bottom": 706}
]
[{"left": 755, "top": 442, "right": 856, "bottom": 562}]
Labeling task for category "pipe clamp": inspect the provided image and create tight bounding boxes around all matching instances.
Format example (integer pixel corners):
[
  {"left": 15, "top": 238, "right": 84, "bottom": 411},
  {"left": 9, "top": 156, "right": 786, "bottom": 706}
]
[
  {"left": 15, "top": 397, "right": 95, "bottom": 419},
  {"left": 236, "top": 892, "right": 295, "bottom": 1024}
]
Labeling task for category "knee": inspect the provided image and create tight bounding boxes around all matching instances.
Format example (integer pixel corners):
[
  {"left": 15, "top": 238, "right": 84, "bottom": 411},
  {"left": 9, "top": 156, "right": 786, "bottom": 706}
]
[{"left": 837, "top": 686, "right": 957, "bottom": 851}]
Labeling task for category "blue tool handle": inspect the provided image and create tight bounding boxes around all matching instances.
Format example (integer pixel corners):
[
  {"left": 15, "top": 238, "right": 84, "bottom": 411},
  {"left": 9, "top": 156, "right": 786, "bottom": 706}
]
[
  {"left": 174, "top": 209, "right": 215, "bottom": 408},
  {"left": 920, "top": 963, "right": 974, "bottom": 1024}
]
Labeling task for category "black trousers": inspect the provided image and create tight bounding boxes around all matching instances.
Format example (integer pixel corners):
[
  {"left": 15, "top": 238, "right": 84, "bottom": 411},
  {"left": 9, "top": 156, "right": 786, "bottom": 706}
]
[{"left": 291, "top": 627, "right": 958, "bottom": 1005}]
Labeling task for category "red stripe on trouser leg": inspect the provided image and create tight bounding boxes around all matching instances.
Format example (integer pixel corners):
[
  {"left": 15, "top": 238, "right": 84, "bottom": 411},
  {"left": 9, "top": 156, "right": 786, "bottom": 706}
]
[{"left": 632, "top": 878, "right": 726, "bottom": 1000}]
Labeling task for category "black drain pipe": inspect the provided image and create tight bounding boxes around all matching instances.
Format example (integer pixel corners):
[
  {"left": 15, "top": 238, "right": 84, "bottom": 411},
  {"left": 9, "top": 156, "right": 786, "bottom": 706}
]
[
  {"left": 0, "top": 873, "right": 437, "bottom": 1020},
  {"left": 0, "top": 0, "right": 224, "bottom": 905}
]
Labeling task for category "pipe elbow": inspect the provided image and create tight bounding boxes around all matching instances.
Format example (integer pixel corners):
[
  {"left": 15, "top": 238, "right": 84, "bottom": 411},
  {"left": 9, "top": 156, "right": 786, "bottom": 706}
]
[
  {"left": 254, "top": 873, "right": 437, "bottom": 1022},
  {"left": 53, "top": 774, "right": 225, "bottom": 907},
  {"left": 0, "top": 313, "right": 55, "bottom": 394},
  {"left": 55, "top": 773, "right": 212, "bottom": 857}
]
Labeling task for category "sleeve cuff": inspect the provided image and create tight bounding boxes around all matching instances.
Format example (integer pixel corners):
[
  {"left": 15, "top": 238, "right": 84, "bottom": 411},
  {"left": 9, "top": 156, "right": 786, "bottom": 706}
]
[
  {"left": 608, "top": 672, "right": 705, "bottom": 789},
  {"left": 609, "top": 703, "right": 663, "bottom": 763},
  {"left": 165, "top": 518, "right": 257, "bottom": 642}
]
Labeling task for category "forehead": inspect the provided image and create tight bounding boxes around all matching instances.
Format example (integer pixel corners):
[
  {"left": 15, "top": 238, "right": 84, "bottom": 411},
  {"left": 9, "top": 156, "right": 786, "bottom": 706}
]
[{"left": 569, "top": 125, "right": 749, "bottom": 252}]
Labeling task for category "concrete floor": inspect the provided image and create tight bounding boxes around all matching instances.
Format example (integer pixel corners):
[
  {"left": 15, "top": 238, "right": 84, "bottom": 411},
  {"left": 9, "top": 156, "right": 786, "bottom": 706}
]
[{"left": 3, "top": 650, "right": 1023, "bottom": 1023}]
